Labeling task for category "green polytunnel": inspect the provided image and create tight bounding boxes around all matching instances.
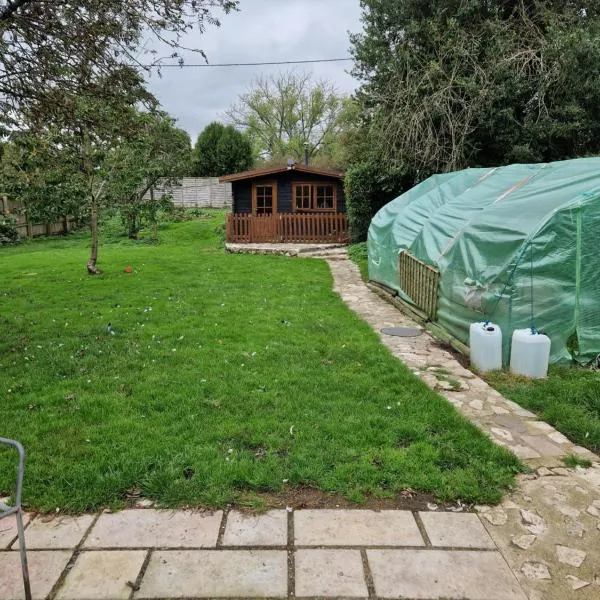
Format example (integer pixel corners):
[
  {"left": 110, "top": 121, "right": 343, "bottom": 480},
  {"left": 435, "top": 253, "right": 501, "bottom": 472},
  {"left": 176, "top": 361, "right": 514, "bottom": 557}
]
[{"left": 367, "top": 157, "right": 600, "bottom": 365}]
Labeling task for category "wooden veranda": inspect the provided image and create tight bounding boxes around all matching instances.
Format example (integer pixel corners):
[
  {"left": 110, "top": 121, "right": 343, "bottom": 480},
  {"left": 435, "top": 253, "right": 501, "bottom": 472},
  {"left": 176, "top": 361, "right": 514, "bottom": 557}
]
[{"left": 226, "top": 213, "right": 349, "bottom": 244}]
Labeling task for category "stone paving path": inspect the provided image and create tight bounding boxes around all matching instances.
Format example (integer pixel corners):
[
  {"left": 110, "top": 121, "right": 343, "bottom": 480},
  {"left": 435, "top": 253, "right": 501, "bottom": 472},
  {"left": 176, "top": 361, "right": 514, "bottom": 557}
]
[
  {"left": 326, "top": 255, "right": 600, "bottom": 600},
  {"left": 1, "top": 508, "right": 527, "bottom": 600}
]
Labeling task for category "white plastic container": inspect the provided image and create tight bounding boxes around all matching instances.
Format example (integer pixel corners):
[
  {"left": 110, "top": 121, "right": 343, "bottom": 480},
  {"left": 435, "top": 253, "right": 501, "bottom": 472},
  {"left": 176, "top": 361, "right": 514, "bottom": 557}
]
[
  {"left": 510, "top": 329, "right": 551, "bottom": 379},
  {"left": 469, "top": 322, "right": 503, "bottom": 372}
]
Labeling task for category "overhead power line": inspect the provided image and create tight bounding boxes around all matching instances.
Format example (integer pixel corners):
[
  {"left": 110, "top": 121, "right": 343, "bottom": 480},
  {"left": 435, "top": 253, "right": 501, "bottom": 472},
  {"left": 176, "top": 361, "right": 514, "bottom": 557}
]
[{"left": 147, "top": 57, "right": 353, "bottom": 68}]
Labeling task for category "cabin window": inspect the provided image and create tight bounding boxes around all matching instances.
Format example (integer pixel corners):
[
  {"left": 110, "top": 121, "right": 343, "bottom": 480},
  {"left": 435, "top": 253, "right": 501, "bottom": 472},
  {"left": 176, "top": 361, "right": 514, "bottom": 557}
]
[
  {"left": 293, "top": 182, "right": 337, "bottom": 212},
  {"left": 252, "top": 182, "right": 277, "bottom": 215}
]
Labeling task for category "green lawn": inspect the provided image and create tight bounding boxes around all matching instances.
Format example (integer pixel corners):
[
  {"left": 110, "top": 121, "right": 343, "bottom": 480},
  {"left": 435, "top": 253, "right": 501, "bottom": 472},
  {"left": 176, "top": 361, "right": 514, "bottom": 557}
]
[
  {"left": 0, "top": 215, "right": 521, "bottom": 512},
  {"left": 486, "top": 367, "right": 600, "bottom": 455}
]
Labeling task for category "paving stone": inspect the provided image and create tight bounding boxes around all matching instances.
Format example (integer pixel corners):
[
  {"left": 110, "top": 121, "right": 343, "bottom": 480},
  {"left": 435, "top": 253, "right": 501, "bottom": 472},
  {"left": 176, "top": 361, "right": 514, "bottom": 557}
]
[
  {"left": 0, "top": 550, "right": 71, "bottom": 600},
  {"left": 294, "top": 509, "right": 424, "bottom": 546},
  {"left": 511, "top": 534, "right": 537, "bottom": 550},
  {"left": 469, "top": 399, "right": 484, "bottom": 410},
  {"left": 514, "top": 408, "right": 537, "bottom": 418},
  {"left": 548, "top": 431, "right": 570, "bottom": 445},
  {"left": 367, "top": 549, "right": 526, "bottom": 600},
  {"left": 520, "top": 435, "right": 565, "bottom": 457},
  {"left": 552, "top": 467, "right": 571, "bottom": 476},
  {"left": 511, "top": 445, "right": 542, "bottom": 460},
  {"left": 222, "top": 510, "right": 287, "bottom": 546},
  {"left": 572, "top": 445, "right": 596, "bottom": 458},
  {"left": 565, "top": 575, "right": 590, "bottom": 590},
  {"left": 295, "top": 549, "right": 367, "bottom": 597},
  {"left": 492, "top": 414, "right": 529, "bottom": 434},
  {"left": 536, "top": 467, "right": 553, "bottom": 477},
  {"left": 521, "top": 561, "right": 551, "bottom": 581},
  {"left": 13, "top": 515, "right": 94, "bottom": 550},
  {"left": 481, "top": 507, "right": 508, "bottom": 526},
  {"left": 520, "top": 509, "right": 546, "bottom": 535},
  {"left": 556, "top": 544, "right": 586, "bottom": 567},
  {"left": 84, "top": 509, "right": 221, "bottom": 548},
  {"left": 136, "top": 550, "right": 287, "bottom": 598},
  {"left": 586, "top": 504, "right": 600, "bottom": 517},
  {"left": 419, "top": 512, "right": 495, "bottom": 549},
  {"left": 491, "top": 427, "right": 514, "bottom": 442},
  {"left": 0, "top": 513, "right": 30, "bottom": 549},
  {"left": 528, "top": 421, "right": 554, "bottom": 432},
  {"left": 558, "top": 505, "right": 581, "bottom": 518},
  {"left": 566, "top": 518, "right": 585, "bottom": 538},
  {"left": 56, "top": 550, "right": 146, "bottom": 600}
]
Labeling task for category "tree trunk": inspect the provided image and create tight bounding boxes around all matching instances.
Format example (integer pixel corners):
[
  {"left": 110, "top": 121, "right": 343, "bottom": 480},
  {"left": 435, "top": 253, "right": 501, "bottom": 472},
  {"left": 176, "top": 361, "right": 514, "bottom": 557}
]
[
  {"left": 87, "top": 197, "right": 101, "bottom": 274},
  {"left": 127, "top": 213, "right": 139, "bottom": 239}
]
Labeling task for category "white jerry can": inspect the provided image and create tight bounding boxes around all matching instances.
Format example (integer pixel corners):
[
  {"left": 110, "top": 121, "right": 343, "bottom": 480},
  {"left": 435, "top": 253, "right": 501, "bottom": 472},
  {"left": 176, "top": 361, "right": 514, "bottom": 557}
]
[
  {"left": 469, "top": 322, "right": 503, "bottom": 373},
  {"left": 510, "top": 329, "right": 551, "bottom": 379}
]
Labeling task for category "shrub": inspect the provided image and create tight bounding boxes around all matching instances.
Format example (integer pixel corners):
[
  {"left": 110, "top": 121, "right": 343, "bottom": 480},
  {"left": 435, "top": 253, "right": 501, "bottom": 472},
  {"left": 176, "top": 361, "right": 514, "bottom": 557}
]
[
  {"left": 0, "top": 214, "right": 19, "bottom": 245},
  {"left": 344, "top": 161, "right": 409, "bottom": 242}
]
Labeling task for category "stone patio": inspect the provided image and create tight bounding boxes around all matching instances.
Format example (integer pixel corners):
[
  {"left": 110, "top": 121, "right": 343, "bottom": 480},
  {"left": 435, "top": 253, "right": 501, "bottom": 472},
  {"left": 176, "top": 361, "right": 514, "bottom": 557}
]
[{"left": 0, "top": 508, "right": 527, "bottom": 600}]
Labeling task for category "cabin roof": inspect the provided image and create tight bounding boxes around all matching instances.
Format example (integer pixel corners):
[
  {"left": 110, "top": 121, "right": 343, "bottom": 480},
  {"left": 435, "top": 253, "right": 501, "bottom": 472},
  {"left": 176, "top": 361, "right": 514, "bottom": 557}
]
[{"left": 219, "top": 164, "right": 344, "bottom": 183}]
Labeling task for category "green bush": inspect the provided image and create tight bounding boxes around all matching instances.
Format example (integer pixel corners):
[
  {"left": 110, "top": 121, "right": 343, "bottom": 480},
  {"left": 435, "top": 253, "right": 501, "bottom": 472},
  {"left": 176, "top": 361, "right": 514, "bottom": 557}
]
[
  {"left": 345, "top": 161, "right": 409, "bottom": 242},
  {"left": 0, "top": 214, "right": 19, "bottom": 245}
]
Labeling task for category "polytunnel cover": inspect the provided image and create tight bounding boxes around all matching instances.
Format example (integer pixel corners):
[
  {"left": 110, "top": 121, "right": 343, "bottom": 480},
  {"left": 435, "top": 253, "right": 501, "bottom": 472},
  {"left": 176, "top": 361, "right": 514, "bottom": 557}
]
[{"left": 368, "top": 157, "right": 600, "bottom": 364}]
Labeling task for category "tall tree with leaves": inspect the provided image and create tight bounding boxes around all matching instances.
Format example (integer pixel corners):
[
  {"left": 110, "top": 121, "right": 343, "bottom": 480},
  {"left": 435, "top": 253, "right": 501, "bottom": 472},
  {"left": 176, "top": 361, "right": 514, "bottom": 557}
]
[
  {"left": 0, "top": 0, "right": 238, "bottom": 130},
  {"left": 3, "top": 71, "right": 158, "bottom": 273},
  {"left": 191, "top": 122, "right": 253, "bottom": 176},
  {"left": 350, "top": 0, "right": 600, "bottom": 180},
  {"left": 107, "top": 113, "right": 192, "bottom": 239},
  {"left": 226, "top": 72, "right": 347, "bottom": 163}
]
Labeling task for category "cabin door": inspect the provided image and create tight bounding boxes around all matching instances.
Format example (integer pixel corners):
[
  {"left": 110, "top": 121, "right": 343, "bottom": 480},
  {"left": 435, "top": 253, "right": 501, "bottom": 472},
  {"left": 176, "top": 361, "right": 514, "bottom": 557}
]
[{"left": 252, "top": 182, "right": 277, "bottom": 215}]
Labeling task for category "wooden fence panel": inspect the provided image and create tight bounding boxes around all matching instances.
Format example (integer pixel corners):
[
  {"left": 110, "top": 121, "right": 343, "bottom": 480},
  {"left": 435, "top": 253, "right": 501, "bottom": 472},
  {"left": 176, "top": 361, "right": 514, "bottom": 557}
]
[
  {"left": 398, "top": 251, "right": 440, "bottom": 321},
  {"left": 1, "top": 196, "right": 74, "bottom": 239}
]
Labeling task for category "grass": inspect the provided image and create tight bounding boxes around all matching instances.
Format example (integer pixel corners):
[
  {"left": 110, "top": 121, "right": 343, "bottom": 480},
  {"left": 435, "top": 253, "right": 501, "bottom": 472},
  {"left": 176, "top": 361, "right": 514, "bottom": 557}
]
[
  {"left": 0, "top": 214, "right": 522, "bottom": 512},
  {"left": 562, "top": 454, "right": 593, "bottom": 469},
  {"left": 348, "top": 242, "right": 368, "bottom": 281},
  {"left": 486, "top": 367, "right": 600, "bottom": 454}
]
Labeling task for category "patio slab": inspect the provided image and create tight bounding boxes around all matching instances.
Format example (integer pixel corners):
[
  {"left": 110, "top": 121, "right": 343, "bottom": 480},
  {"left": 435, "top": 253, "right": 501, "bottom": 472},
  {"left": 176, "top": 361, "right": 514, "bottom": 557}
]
[
  {"left": 294, "top": 509, "right": 424, "bottom": 547},
  {"left": 367, "top": 549, "right": 527, "bottom": 600},
  {"left": 0, "top": 550, "right": 71, "bottom": 600},
  {"left": 13, "top": 515, "right": 94, "bottom": 550},
  {"left": 55, "top": 550, "right": 146, "bottom": 600},
  {"left": 84, "top": 509, "right": 221, "bottom": 549},
  {"left": 295, "top": 549, "right": 368, "bottom": 597},
  {"left": 222, "top": 510, "right": 287, "bottom": 547},
  {"left": 0, "top": 514, "right": 30, "bottom": 550},
  {"left": 419, "top": 512, "right": 496, "bottom": 549},
  {"left": 135, "top": 550, "right": 287, "bottom": 598}
]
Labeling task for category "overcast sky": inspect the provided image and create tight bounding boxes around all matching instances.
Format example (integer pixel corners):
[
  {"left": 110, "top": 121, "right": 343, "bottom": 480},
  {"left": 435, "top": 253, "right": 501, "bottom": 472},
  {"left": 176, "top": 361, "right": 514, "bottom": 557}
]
[{"left": 144, "top": 0, "right": 363, "bottom": 141}]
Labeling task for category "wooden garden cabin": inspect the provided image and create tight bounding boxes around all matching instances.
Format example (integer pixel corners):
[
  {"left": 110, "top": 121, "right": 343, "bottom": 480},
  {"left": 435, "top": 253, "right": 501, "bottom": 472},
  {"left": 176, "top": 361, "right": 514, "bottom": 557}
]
[{"left": 220, "top": 164, "right": 348, "bottom": 243}]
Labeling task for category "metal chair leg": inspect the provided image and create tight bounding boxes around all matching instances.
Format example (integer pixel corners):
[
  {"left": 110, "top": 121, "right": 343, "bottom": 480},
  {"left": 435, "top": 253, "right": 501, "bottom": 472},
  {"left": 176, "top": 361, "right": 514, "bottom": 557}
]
[{"left": 0, "top": 438, "right": 32, "bottom": 600}]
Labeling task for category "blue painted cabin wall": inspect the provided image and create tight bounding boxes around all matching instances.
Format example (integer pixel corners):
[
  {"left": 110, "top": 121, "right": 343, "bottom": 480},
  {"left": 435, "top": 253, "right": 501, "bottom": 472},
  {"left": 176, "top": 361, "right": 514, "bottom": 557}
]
[{"left": 232, "top": 170, "right": 345, "bottom": 214}]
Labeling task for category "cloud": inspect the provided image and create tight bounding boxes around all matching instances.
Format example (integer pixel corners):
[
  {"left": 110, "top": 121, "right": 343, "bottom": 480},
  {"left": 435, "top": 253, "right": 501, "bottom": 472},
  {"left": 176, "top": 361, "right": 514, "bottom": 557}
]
[{"left": 144, "top": 0, "right": 362, "bottom": 140}]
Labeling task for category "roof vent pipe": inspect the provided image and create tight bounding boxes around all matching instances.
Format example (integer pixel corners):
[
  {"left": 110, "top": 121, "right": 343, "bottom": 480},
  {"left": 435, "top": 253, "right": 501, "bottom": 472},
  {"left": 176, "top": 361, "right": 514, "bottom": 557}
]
[{"left": 304, "top": 143, "right": 309, "bottom": 167}]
